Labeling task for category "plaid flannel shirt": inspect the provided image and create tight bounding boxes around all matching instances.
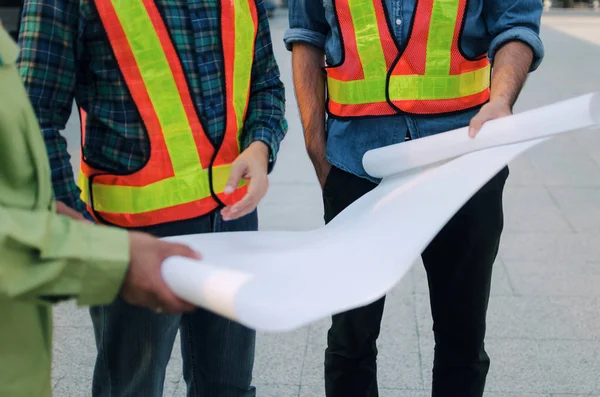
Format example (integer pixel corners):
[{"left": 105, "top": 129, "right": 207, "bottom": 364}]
[{"left": 17, "top": 0, "right": 287, "bottom": 214}]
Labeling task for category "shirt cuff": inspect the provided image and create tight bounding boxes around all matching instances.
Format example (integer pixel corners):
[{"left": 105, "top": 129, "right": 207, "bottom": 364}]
[
  {"left": 76, "top": 226, "right": 130, "bottom": 306},
  {"left": 488, "top": 27, "right": 545, "bottom": 72},
  {"left": 244, "top": 127, "right": 281, "bottom": 173},
  {"left": 283, "top": 28, "right": 327, "bottom": 52}
]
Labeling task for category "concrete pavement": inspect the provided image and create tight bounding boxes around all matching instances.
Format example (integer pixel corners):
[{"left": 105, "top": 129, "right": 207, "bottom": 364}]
[{"left": 51, "top": 12, "right": 600, "bottom": 397}]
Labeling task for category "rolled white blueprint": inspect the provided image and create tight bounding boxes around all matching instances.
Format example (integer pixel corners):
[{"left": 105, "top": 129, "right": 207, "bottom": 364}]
[
  {"left": 363, "top": 92, "right": 600, "bottom": 178},
  {"left": 162, "top": 92, "right": 600, "bottom": 332}
]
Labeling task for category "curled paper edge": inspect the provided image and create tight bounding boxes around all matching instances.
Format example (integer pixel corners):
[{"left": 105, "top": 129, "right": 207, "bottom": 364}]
[{"left": 363, "top": 92, "right": 600, "bottom": 178}]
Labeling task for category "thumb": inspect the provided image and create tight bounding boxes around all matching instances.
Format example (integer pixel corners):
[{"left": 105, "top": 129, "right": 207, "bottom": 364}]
[
  {"left": 468, "top": 113, "right": 488, "bottom": 138},
  {"left": 224, "top": 160, "right": 246, "bottom": 195},
  {"left": 162, "top": 242, "right": 202, "bottom": 261}
]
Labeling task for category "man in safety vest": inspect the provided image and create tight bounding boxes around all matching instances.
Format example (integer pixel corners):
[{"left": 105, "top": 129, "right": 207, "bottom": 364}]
[
  {"left": 17, "top": 0, "right": 286, "bottom": 395},
  {"left": 285, "top": 0, "right": 543, "bottom": 396}
]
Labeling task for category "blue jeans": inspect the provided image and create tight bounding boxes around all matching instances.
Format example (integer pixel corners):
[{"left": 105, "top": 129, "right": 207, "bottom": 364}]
[{"left": 89, "top": 211, "right": 258, "bottom": 397}]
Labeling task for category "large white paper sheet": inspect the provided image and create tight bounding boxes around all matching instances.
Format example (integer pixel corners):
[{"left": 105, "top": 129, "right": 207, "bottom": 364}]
[{"left": 162, "top": 92, "right": 600, "bottom": 332}]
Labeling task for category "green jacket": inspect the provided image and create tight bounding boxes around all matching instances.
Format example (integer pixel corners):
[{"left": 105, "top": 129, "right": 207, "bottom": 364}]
[{"left": 0, "top": 27, "right": 130, "bottom": 397}]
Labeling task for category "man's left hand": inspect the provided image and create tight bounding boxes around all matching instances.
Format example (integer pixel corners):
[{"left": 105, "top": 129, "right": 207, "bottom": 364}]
[
  {"left": 468, "top": 99, "right": 512, "bottom": 138},
  {"left": 221, "top": 141, "right": 270, "bottom": 221},
  {"left": 56, "top": 201, "right": 90, "bottom": 223}
]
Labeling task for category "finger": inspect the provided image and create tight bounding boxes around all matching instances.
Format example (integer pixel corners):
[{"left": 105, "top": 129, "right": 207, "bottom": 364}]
[
  {"left": 235, "top": 173, "right": 267, "bottom": 212},
  {"left": 220, "top": 206, "right": 235, "bottom": 220},
  {"left": 224, "top": 160, "right": 246, "bottom": 195},
  {"left": 223, "top": 176, "right": 266, "bottom": 221},
  {"left": 122, "top": 289, "right": 160, "bottom": 311},
  {"left": 223, "top": 195, "right": 253, "bottom": 221},
  {"left": 468, "top": 113, "right": 487, "bottom": 138},
  {"left": 155, "top": 282, "right": 195, "bottom": 313},
  {"left": 162, "top": 242, "right": 202, "bottom": 261}
]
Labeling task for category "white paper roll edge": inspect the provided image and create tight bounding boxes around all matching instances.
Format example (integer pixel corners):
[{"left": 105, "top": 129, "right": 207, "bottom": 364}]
[
  {"left": 161, "top": 257, "right": 254, "bottom": 320},
  {"left": 363, "top": 92, "right": 600, "bottom": 179}
]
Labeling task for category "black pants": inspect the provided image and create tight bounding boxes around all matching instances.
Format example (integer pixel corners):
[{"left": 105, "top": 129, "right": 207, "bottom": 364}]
[{"left": 322, "top": 165, "right": 509, "bottom": 397}]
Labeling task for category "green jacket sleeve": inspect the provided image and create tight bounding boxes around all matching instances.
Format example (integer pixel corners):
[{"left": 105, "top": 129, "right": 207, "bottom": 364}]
[
  {"left": 0, "top": 207, "right": 130, "bottom": 306},
  {"left": 0, "top": 26, "right": 131, "bottom": 308}
]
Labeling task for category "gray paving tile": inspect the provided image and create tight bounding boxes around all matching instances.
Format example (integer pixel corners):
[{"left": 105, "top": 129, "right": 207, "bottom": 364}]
[
  {"left": 53, "top": 301, "right": 93, "bottom": 327},
  {"left": 504, "top": 260, "right": 600, "bottom": 297},
  {"left": 306, "top": 318, "right": 331, "bottom": 348},
  {"left": 572, "top": 126, "right": 600, "bottom": 169},
  {"left": 412, "top": 258, "right": 513, "bottom": 296},
  {"left": 255, "top": 384, "right": 300, "bottom": 397},
  {"left": 299, "top": 387, "right": 432, "bottom": 397},
  {"left": 486, "top": 296, "right": 600, "bottom": 340},
  {"left": 417, "top": 293, "right": 600, "bottom": 341},
  {"left": 258, "top": 184, "right": 325, "bottom": 231},
  {"left": 506, "top": 155, "right": 544, "bottom": 186},
  {"left": 526, "top": 133, "right": 580, "bottom": 157},
  {"left": 51, "top": 326, "right": 96, "bottom": 385},
  {"left": 525, "top": 136, "right": 600, "bottom": 187},
  {"left": 377, "top": 340, "right": 423, "bottom": 390},
  {"left": 378, "top": 294, "right": 419, "bottom": 345},
  {"left": 267, "top": 136, "right": 318, "bottom": 186},
  {"left": 164, "top": 378, "right": 181, "bottom": 397},
  {"left": 164, "top": 332, "right": 183, "bottom": 392},
  {"left": 300, "top": 338, "right": 423, "bottom": 390},
  {"left": 389, "top": 266, "right": 416, "bottom": 295},
  {"left": 548, "top": 187, "right": 600, "bottom": 232},
  {"left": 297, "top": 343, "right": 326, "bottom": 387},
  {"left": 483, "top": 392, "right": 550, "bottom": 397},
  {"left": 499, "top": 232, "right": 600, "bottom": 263},
  {"left": 502, "top": 186, "right": 573, "bottom": 232},
  {"left": 421, "top": 338, "right": 600, "bottom": 394},
  {"left": 253, "top": 328, "right": 308, "bottom": 385},
  {"left": 53, "top": 373, "right": 93, "bottom": 397},
  {"left": 552, "top": 395, "right": 600, "bottom": 397},
  {"left": 172, "top": 380, "right": 185, "bottom": 397},
  {"left": 298, "top": 385, "right": 325, "bottom": 397},
  {"left": 380, "top": 391, "right": 429, "bottom": 397},
  {"left": 485, "top": 339, "right": 600, "bottom": 394}
]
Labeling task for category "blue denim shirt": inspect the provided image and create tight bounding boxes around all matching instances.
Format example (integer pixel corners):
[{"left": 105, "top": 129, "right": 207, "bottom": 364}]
[{"left": 283, "top": 0, "right": 544, "bottom": 182}]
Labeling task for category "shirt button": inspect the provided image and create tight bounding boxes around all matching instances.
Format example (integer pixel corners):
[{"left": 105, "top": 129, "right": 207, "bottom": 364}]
[{"left": 395, "top": 18, "right": 402, "bottom": 25}]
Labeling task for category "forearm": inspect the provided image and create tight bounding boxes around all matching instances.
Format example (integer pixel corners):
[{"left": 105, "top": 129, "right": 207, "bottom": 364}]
[
  {"left": 0, "top": 206, "right": 129, "bottom": 306},
  {"left": 489, "top": 41, "right": 534, "bottom": 108},
  {"left": 242, "top": 78, "right": 287, "bottom": 173},
  {"left": 242, "top": 6, "right": 287, "bottom": 171},
  {"left": 17, "top": 0, "right": 83, "bottom": 212},
  {"left": 292, "top": 43, "right": 327, "bottom": 168}
]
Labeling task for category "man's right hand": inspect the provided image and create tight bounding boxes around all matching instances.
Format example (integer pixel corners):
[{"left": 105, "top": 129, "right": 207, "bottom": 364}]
[{"left": 121, "top": 232, "right": 201, "bottom": 314}]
